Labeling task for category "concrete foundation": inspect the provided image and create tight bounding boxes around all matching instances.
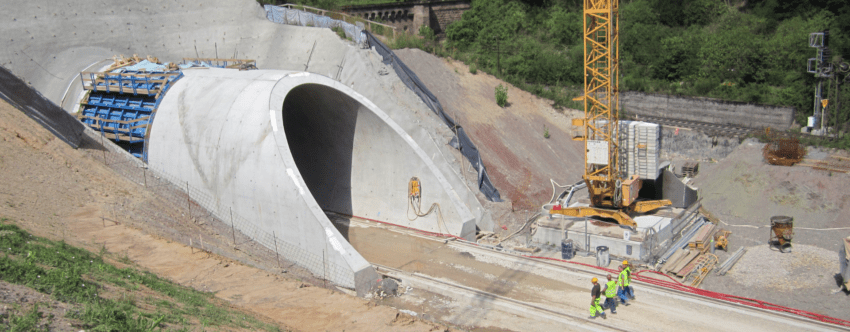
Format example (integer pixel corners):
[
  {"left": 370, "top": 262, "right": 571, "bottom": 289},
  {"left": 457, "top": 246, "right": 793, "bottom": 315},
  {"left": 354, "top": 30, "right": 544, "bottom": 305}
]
[{"left": 534, "top": 209, "right": 679, "bottom": 263}]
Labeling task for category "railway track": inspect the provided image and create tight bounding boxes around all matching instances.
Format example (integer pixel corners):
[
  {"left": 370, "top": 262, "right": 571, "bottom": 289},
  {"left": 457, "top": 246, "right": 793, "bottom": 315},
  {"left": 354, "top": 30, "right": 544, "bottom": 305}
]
[
  {"left": 629, "top": 114, "right": 837, "bottom": 141},
  {"left": 629, "top": 115, "right": 756, "bottom": 137}
]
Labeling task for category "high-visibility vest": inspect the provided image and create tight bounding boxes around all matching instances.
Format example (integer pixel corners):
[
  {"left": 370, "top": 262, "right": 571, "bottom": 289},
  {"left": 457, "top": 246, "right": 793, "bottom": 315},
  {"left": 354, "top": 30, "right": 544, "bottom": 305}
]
[
  {"left": 605, "top": 280, "right": 617, "bottom": 297},
  {"left": 618, "top": 270, "right": 628, "bottom": 287},
  {"left": 623, "top": 266, "right": 631, "bottom": 287}
]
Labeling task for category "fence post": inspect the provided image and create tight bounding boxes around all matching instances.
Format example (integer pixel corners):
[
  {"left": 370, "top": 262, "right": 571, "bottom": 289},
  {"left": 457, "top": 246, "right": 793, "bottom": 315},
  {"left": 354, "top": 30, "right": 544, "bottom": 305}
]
[
  {"left": 100, "top": 133, "right": 106, "bottom": 164},
  {"left": 273, "top": 231, "right": 281, "bottom": 269},
  {"left": 186, "top": 181, "right": 191, "bottom": 218},
  {"left": 230, "top": 207, "right": 236, "bottom": 246},
  {"left": 323, "top": 250, "right": 327, "bottom": 288}
]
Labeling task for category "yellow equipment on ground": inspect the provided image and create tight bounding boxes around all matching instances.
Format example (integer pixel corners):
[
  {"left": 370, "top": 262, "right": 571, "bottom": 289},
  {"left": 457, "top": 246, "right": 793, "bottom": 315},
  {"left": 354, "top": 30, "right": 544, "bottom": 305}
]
[{"left": 550, "top": 0, "right": 670, "bottom": 230}]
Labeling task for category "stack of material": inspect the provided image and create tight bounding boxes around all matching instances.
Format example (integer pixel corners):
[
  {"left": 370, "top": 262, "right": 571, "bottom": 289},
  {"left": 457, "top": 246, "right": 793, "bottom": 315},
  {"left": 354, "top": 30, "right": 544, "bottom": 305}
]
[
  {"left": 636, "top": 123, "right": 661, "bottom": 180},
  {"left": 614, "top": 121, "right": 660, "bottom": 181},
  {"left": 684, "top": 253, "right": 718, "bottom": 287},
  {"left": 681, "top": 161, "right": 699, "bottom": 177},
  {"left": 716, "top": 247, "right": 746, "bottom": 276},
  {"left": 688, "top": 223, "right": 717, "bottom": 252},
  {"left": 662, "top": 248, "right": 699, "bottom": 275},
  {"left": 620, "top": 121, "right": 638, "bottom": 177}
]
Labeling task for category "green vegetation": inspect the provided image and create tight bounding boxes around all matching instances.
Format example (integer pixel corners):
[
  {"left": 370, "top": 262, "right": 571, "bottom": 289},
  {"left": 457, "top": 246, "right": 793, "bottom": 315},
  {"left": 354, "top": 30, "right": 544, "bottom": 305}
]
[
  {"left": 0, "top": 221, "right": 281, "bottom": 332},
  {"left": 268, "top": 0, "right": 850, "bottom": 147},
  {"left": 281, "top": 0, "right": 401, "bottom": 10},
  {"left": 440, "top": 0, "right": 850, "bottom": 129},
  {"left": 5, "top": 304, "right": 48, "bottom": 332},
  {"left": 331, "top": 26, "right": 350, "bottom": 41},
  {"left": 495, "top": 84, "right": 508, "bottom": 107},
  {"left": 469, "top": 63, "right": 477, "bottom": 74},
  {"left": 543, "top": 125, "right": 550, "bottom": 139}
]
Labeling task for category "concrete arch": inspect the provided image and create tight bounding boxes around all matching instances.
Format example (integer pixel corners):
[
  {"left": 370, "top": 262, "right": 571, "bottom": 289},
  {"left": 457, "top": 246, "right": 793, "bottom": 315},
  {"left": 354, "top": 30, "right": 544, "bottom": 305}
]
[{"left": 146, "top": 68, "right": 474, "bottom": 295}]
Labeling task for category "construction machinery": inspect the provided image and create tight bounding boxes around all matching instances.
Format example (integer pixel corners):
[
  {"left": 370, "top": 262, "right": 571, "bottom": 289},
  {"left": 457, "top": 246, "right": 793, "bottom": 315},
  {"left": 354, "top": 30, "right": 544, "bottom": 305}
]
[
  {"left": 769, "top": 216, "right": 794, "bottom": 253},
  {"left": 549, "top": 0, "right": 670, "bottom": 230}
]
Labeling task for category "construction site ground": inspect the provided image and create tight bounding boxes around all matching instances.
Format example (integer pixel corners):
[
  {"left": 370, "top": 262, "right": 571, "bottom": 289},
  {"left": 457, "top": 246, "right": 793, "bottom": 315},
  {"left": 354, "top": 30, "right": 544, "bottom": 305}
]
[
  {"left": 2, "top": 44, "right": 849, "bottom": 329},
  {"left": 394, "top": 48, "right": 850, "bottom": 323}
]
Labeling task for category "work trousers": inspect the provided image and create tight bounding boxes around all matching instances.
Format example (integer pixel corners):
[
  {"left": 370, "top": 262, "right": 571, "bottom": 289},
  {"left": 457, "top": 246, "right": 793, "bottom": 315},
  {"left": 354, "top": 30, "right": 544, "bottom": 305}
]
[
  {"left": 617, "top": 287, "right": 629, "bottom": 303},
  {"left": 603, "top": 297, "right": 617, "bottom": 313},
  {"left": 589, "top": 298, "right": 604, "bottom": 316},
  {"left": 624, "top": 285, "right": 634, "bottom": 299}
]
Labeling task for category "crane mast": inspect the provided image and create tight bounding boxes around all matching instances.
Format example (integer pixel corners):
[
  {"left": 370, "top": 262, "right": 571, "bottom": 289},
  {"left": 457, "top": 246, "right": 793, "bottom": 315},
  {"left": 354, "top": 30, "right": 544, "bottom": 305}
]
[
  {"left": 552, "top": 0, "right": 670, "bottom": 230},
  {"left": 582, "top": 0, "right": 621, "bottom": 208}
]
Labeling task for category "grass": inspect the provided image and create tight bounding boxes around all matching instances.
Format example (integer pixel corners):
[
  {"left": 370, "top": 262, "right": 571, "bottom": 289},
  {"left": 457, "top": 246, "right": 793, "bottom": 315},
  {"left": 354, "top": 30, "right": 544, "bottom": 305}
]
[
  {"left": 5, "top": 304, "right": 50, "bottom": 332},
  {"left": 331, "top": 26, "right": 350, "bottom": 41},
  {"left": 0, "top": 220, "right": 283, "bottom": 332}
]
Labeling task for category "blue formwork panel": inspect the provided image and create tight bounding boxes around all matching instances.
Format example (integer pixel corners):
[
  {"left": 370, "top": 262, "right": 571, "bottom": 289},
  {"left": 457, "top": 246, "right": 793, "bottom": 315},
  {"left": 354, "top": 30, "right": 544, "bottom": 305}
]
[{"left": 80, "top": 70, "right": 183, "bottom": 160}]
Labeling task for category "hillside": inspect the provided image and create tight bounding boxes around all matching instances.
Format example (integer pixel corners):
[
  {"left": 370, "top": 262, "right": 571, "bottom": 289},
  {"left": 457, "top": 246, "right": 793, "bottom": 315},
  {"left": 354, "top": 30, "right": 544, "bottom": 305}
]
[{"left": 0, "top": 99, "right": 454, "bottom": 331}]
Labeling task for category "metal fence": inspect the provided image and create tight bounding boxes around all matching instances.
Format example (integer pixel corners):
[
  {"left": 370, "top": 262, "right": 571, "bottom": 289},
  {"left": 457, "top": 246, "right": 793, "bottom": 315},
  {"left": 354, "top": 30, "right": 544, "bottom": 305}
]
[{"left": 81, "top": 128, "right": 354, "bottom": 290}]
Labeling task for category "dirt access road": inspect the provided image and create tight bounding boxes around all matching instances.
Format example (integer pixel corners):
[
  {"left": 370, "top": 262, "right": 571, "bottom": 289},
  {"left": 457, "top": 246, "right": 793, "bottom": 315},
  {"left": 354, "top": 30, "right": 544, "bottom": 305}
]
[
  {"left": 337, "top": 215, "right": 839, "bottom": 331},
  {"left": 0, "top": 99, "right": 453, "bottom": 332},
  {"left": 396, "top": 48, "right": 850, "bottom": 322}
]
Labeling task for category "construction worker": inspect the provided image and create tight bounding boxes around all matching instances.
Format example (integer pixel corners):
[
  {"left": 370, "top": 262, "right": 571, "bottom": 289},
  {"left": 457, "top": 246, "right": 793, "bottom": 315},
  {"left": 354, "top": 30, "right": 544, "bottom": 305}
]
[
  {"left": 589, "top": 277, "right": 606, "bottom": 319},
  {"left": 602, "top": 274, "right": 618, "bottom": 314},
  {"left": 617, "top": 265, "right": 629, "bottom": 305},
  {"left": 623, "top": 260, "right": 635, "bottom": 300}
]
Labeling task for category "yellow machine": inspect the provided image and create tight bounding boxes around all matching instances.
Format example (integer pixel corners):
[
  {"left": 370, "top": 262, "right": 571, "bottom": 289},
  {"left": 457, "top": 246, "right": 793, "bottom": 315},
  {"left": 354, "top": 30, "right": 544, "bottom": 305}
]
[{"left": 551, "top": 0, "right": 670, "bottom": 230}]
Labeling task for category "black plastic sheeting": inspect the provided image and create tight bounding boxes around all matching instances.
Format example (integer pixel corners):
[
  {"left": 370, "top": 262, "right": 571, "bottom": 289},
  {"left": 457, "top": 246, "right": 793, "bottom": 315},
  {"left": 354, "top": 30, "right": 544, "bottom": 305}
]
[
  {"left": 365, "top": 32, "right": 502, "bottom": 202},
  {"left": 0, "top": 66, "right": 85, "bottom": 148}
]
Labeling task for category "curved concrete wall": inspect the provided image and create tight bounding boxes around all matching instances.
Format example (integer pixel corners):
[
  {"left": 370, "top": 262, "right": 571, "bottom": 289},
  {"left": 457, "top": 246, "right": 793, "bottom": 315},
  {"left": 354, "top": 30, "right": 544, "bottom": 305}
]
[
  {"left": 2, "top": 0, "right": 493, "bottom": 293},
  {"left": 147, "top": 68, "right": 474, "bottom": 293}
]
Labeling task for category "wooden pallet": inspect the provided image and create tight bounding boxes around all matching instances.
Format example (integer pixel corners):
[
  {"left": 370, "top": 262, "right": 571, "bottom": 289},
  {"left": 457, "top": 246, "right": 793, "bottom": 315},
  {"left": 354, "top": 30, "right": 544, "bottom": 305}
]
[{"left": 681, "top": 161, "right": 699, "bottom": 177}]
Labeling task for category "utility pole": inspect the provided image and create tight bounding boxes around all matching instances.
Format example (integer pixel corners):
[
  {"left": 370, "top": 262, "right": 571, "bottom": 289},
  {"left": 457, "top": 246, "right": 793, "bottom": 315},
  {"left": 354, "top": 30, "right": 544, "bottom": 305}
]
[{"left": 806, "top": 30, "right": 832, "bottom": 135}]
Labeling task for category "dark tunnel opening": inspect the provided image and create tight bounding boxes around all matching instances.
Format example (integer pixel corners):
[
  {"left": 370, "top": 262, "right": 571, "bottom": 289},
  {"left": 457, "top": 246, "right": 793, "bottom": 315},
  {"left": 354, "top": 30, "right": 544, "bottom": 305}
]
[{"left": 282, "top": 84, "right": 359, "bottom": 240}]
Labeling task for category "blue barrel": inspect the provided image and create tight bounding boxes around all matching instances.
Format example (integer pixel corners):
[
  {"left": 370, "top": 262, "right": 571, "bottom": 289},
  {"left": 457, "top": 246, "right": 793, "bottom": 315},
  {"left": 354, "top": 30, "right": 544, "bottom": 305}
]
[{"left": 561, "top": 239, "right": 574, "bottom": 260}]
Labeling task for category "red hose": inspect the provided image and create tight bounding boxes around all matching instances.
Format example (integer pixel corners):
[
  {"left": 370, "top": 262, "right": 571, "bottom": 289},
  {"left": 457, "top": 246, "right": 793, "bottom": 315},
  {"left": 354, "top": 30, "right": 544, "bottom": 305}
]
[
  {"left": 338, "top": 214, "right": 850, "bottom": 327},
  {"left": 524, "top": 255, "right": 850, "bottom": 327}
]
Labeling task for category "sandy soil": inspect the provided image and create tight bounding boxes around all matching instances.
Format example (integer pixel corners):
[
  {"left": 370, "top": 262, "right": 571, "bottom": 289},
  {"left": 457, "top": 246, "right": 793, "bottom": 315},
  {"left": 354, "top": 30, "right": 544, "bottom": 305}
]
[
  {"left": 395, "top": 49, "right": 585, "bottom": 212},
  {"left": 692, "top": 139, "right": 850, "bottom": 320},
  {"left": 393, "top": 49, "right": 850, "bottom": 324},
  {"left": 0, "top": 99, "right": 455, "bottom": 332}
]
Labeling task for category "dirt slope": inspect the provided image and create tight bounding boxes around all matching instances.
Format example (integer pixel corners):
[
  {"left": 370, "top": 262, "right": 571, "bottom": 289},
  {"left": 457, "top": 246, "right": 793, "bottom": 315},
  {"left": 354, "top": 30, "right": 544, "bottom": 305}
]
[
  {"left": 692, "top": 140, "right": 850, "bottom": 320},
  {"left": 395, "top": 49, "right": 585, "bottom": 210},
  {"left": 0, "top": 99, "right": 454, "bottom": 331}
]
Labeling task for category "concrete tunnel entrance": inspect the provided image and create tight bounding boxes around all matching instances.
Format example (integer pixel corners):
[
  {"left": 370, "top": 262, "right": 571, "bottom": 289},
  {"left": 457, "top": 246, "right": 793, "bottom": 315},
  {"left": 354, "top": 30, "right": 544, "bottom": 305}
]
[
  {"left": 282, "top": 84, "right": 358, "bottom": 239},
  {"left": 280, "top": 81, "right": 475, "bottom": 241}
]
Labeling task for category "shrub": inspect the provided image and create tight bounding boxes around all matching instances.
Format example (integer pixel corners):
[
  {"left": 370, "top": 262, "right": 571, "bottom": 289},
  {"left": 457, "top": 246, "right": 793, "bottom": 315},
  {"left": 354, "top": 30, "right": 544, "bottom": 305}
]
[
  {"left": 388, "top": 33, "right": 424, "bottom": 50},
  {"left": 469, "top": 63, "right": 478, "bottom": 74},
  {"left": 331, "top": 27, "right": 347, "bottom": 40},
  {"left": 372, "top": 24, "right": 384, "bottom": 36},
  {"left": 495, "top": 84, "right": 508, "bottom": 107}
]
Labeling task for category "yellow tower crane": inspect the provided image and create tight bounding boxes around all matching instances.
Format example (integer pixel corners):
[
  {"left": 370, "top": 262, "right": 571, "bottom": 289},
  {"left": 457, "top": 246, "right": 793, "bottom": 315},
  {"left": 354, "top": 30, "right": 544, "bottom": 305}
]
[{"left": 551, "top": 0, "right": 670, "bottom": 230}]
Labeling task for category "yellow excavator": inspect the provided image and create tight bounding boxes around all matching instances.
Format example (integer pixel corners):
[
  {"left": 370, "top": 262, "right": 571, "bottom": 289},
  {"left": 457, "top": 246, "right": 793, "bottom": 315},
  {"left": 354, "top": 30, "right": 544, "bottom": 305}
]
[{"left": 550, "top": 0, "right": 670, "bottom": 230}]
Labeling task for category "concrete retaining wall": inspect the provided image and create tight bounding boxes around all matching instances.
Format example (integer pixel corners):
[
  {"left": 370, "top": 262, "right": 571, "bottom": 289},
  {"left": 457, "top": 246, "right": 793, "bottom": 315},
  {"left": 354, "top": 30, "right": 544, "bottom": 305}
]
[{"left": 622, "top": 92, "right": 796, "bottom": 130}]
